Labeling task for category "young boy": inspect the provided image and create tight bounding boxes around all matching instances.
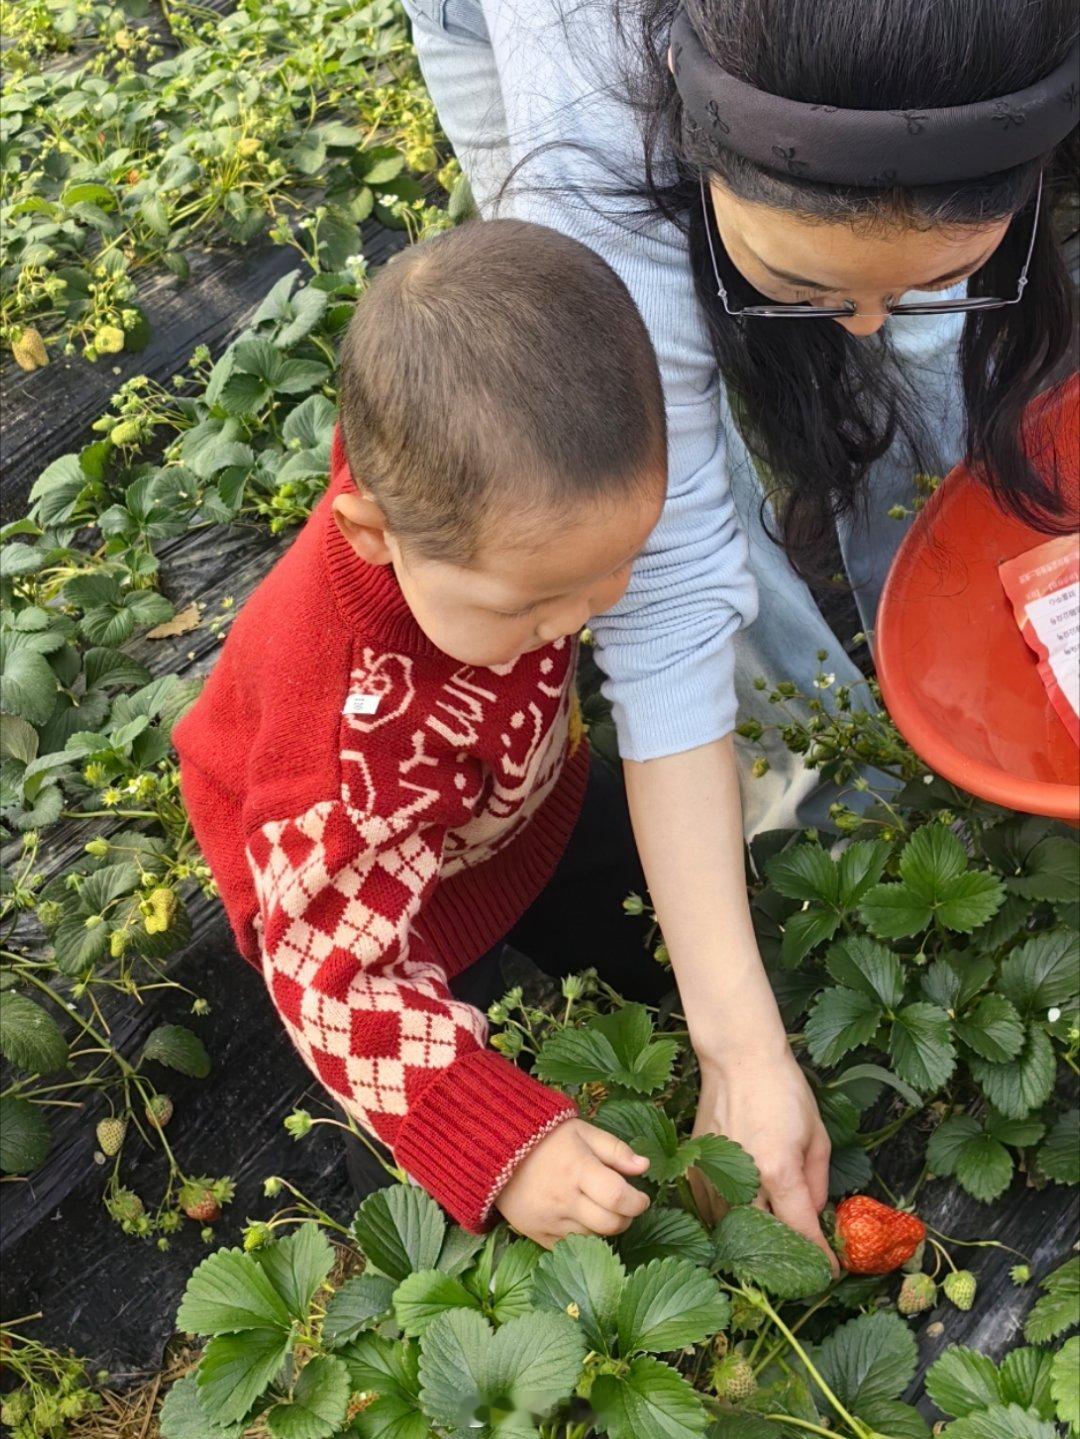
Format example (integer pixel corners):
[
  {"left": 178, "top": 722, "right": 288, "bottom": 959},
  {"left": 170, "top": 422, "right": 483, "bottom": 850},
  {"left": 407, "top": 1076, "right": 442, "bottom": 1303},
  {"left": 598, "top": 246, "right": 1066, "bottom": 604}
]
[{"left": 174, "top": 218, "right": 668, "bottom": 1245}]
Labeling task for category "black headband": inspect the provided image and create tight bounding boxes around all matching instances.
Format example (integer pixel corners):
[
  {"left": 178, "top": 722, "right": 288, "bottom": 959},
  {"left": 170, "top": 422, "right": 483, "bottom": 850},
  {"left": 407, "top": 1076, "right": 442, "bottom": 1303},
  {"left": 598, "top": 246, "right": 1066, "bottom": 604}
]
[{"left": 670, "top": 6, "right": 1079, "bottom": 187}]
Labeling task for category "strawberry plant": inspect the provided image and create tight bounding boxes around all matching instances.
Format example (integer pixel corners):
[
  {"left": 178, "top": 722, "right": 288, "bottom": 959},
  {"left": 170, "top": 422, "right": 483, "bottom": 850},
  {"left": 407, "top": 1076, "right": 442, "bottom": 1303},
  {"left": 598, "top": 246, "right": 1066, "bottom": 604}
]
[
  {"left": 1, "top": 0, "right": 450, "bottom": 363},
  {"left": 158, "top": 986, "right": 1079, "bottom": 1438}
]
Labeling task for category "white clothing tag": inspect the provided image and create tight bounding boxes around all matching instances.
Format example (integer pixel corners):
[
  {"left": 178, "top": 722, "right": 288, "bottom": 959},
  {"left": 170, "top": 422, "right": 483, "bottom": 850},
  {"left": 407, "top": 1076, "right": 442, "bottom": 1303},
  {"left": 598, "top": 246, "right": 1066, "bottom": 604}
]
[{"left": 343, "top": 692, "right": 381, "bottom": 716}]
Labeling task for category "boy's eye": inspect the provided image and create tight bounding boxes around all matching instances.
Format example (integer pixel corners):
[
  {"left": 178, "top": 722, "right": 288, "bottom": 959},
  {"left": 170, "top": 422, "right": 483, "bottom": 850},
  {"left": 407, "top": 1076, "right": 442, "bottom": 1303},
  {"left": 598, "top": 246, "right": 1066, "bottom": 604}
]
[{"left": 496, "top": 604, "right": 537, "bottom": 620}]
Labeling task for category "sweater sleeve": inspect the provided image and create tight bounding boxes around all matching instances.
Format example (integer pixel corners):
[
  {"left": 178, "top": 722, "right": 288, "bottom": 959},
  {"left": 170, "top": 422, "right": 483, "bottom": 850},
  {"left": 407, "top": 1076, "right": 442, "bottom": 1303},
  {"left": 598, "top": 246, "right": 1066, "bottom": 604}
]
[
  {"left": 478, "top": 0, "right": 759, "bottom": 761},
  {"left": 246, "top": 799, "right": 575, "bottom": 1231}
]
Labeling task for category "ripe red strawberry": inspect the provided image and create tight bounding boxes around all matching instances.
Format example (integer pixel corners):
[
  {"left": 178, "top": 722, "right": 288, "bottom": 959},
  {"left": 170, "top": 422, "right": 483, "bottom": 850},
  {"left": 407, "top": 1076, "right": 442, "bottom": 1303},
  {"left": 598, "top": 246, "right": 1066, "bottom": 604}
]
[{"left": 834, "top": 1195, "right": 926, "bottom": 1275}]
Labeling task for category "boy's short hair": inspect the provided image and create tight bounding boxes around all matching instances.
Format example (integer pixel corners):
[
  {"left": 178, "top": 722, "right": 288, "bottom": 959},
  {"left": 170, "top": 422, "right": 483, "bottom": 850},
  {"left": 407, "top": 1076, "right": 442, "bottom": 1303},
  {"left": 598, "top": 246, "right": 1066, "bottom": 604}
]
[{"left": 338, "top": 217, "right": 666, "bottom": 563}]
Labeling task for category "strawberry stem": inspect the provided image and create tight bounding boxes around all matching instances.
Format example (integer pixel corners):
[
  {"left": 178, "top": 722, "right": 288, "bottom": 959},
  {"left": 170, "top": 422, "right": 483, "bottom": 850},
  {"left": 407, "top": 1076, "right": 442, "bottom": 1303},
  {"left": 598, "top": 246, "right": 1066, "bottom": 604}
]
[{"left": 733, "top": 1285, "right": 873, "bottom": 1439}]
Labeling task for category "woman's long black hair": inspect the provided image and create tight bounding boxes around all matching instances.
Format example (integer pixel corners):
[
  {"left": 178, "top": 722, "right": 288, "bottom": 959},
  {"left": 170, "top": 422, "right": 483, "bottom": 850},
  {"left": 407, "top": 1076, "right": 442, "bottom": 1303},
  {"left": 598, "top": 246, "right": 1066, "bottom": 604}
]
[{"left": 607, "top": 0, "right": 1078, "bottom": 574}]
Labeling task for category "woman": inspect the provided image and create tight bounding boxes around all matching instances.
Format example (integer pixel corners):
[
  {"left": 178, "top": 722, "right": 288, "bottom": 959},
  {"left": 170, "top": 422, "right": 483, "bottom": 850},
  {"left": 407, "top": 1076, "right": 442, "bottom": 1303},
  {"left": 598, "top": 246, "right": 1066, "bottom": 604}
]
[{"left": 398, "top": 0, "right": 1078, "bottom": 1256}]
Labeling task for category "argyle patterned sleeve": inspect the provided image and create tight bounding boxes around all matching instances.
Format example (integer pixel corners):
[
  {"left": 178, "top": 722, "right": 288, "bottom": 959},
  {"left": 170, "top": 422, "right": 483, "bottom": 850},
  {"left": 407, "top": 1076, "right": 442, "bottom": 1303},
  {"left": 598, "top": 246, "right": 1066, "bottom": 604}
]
[{"left": 245, "top": 799, "right": 576, "bottom": 1231}]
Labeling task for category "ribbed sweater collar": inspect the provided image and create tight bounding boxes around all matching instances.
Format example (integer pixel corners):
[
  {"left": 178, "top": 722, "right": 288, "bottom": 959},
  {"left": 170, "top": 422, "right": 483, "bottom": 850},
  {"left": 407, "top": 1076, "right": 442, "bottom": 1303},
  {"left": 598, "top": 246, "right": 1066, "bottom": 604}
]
[{"left": 322, "top": 427, "right": 443, "bottom": 658}]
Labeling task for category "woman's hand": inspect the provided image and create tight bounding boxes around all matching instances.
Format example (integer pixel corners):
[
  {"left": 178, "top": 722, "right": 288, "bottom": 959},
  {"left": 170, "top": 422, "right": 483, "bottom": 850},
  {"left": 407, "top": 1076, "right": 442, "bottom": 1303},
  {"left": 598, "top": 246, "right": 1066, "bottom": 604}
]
[
  {"left": 496, "top": 1118, "right": 652, "bottom": 1248},
  {"left": 691, "top": 1043, "right": 838, "bottom": 1272}
]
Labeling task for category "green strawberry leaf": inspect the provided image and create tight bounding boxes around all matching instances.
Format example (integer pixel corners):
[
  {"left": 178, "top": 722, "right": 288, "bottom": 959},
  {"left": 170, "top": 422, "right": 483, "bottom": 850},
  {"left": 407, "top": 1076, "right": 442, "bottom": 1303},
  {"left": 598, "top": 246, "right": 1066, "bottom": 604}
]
[
  {"left": 826, "top": 935, "right": 904, "bottom": 1009},
  {"left": 940, "top": 1403, "right": 1058, "bottom": 1438},
  {"left": 1051, "top": 1336, "right": 1079, "bottom": 1433},
  {"left": 690, "top": 1133, "right": 760, "bottom": 1206},
  {"left": 253, "top": 1225, "right": 334, "bottom": 1322},
  {"left": 836, "top": 838, "right": 894, "bottom": 907},
  {"left": 828, "top": 1061, "right": 922, "bottom": 1108},
  {"left": 141, "top": 1023, "right": 211, "bottom": 1078},
  {"left": 804, "top": 986, "right": 883, "bottom": 1066},
  {"left": 921, "top": 954, "right": 995, "bottom": 1013},
  {"left": 954, "top": 1133, "right": 1014, "bottom": 1203},
  {"left": 888, "top": 1002, "right": 956, "bottom": 1091},
  {"left": 712, "top": 1206, "right": 832, "bottom": 1299},
  {"left": 816, "top": 1311, "right": 917, "bottom": 1409},
  {"left": 321, "top": 1274, "right": 396, "bottom": 1347},
  {"left": 985, "top": 1111, "right": 1045, "bottom": 1147},
  {"left": 925, "top": 1346, "right": 1002, "bottom": 1418},
  {"left": 1006, "top": 836, "right": 1079, "bottom": 901},
  {"left": 857, "top": 1398, "right": 931, "bottom": 1438},
  {"left": 158, "top": 1374, "right": 249, "bottom": 1439},
  {"left": 901, "top": 825, "right": 969, "bottom": 893},
  {"left": 392, "top": 1269, "right": 482, "bottom": 1338},
  {"left": 766, "top": 844, "right": 840, "bottom": 904},
  {"left": 491, "top": 1239, "right": 543, "bottom": 1322},
  {"left": 0, "top": 1096, "right": 50, "bottom": 1174},
  {"left": 970, "top": 1025, "right": 1055, "bottom": 1119},
  {"left": 339, "top": 1331, "right": 420, "bottom": 1405},
  {"left": 1025, "top": 1258, "right": 1080, "bottom": 1344},
  {"left": 954, "top": 995, "right": 1026, "bottom": 1063},
  {"left": 590, "top": 1355, "right": 709, "bottom": 1439},
  {"left": 859, "top": 882, "right": 934, "bottom": 939},
  {"left": 265, "top": 1355, "right": 351, "bottom": 1439},
  {"left": 0, "top": 991, "right": 68, "bottom": 1073},
  {"left": 1038, "top": 1110, "right": 1080, "bottom": 1185},
  {"left": 999, "top": 931, "right": 1080, "bottom": 1016},
  {"left": 535, "top": 1004, "right": 677, "bottom": 1094},
  {"left": 927, "top": 1115, "right": 983, "bottom": 1176},
  {"left": 418, "top": 1307, "right": 584, "bottom": 1430},
  {"left": 615, "top": 1256, "right": 730, "bottom": 1354},
  {"left": 435, "top": 1226, "right": 487, "bottom": 1278},
  {"left": 593, "top": 1098, "right": 682, "bottom": 1181},
  {"left": 177, "top": 1247, "right": 293, "bottom": 1336},
  {"left": 352, "top": 1186, "right": 446, "bottom": 1283},
  {"left": 998, "top": 1346, "right": 1055, "bottom": 1418},
  {"left": 780, "top": 905, "right": 842, "bottom": 966},
  {"left": 616, "top": 1209, "right": 713, "bottom": 1271},
  {"left": 533, "top": 1233, "right": 626, "bottom": 1354},
  {"left": 197, "top": 1329, "right": 293, "bottom": 1426},
  {"left": 934, "top": 870, "right": 1005, "bottom": 933}
]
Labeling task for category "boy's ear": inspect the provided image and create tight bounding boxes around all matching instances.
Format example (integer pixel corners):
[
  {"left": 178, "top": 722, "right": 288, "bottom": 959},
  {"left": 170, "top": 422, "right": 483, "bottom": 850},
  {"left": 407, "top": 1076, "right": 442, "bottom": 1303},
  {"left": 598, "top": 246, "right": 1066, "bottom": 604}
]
[{"left": 331, "top": 491, "right": 394, "bottom": 566}]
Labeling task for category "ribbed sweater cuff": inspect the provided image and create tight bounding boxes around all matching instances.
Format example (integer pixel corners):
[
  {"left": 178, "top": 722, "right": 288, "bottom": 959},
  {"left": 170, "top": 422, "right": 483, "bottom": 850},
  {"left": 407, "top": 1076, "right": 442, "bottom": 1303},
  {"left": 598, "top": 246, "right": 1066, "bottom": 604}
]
[{"left": 393, "top": 1049, "right": 577, "bottom": 1233}]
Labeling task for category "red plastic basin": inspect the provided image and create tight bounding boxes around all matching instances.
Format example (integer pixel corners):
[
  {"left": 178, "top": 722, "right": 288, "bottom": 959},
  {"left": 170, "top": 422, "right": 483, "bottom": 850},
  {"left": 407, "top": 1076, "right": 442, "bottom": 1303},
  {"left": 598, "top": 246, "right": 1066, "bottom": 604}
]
[{"left": 877, "top": 374, "right": 1080, "bottom": 820}]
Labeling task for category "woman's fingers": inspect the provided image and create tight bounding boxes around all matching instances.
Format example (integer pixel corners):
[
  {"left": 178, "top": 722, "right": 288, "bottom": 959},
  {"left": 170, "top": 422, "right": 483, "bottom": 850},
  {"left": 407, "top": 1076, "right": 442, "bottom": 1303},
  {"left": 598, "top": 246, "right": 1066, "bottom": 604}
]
[
  {"left": 767, "top": 1174, "right": 840, "bottom": 1276},
  {"left": 807, "top": 1129, "right": 832, "bottom": 1214}
]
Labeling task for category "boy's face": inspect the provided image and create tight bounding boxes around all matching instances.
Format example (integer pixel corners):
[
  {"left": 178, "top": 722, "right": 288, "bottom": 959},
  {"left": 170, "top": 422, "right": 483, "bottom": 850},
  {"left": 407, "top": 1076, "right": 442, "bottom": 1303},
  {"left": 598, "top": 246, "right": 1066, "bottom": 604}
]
[{"left": 386, "top": 481, "right": 664, "bottom": 668}]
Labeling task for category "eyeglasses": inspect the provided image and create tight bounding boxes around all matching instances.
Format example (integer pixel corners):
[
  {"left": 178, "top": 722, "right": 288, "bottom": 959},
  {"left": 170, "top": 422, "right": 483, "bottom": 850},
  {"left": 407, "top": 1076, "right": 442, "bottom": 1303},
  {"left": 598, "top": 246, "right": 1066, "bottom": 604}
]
[{"left": 699, "top": 170, "right": 1042, "bottom": 320}]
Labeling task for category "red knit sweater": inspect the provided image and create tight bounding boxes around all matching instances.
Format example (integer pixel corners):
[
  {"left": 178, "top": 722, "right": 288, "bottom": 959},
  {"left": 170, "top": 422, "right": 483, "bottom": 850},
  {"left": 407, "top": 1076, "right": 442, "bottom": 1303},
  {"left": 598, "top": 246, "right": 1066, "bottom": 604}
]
[{"left": 174, "top": 431, "right": 584, "bottom": 1231}]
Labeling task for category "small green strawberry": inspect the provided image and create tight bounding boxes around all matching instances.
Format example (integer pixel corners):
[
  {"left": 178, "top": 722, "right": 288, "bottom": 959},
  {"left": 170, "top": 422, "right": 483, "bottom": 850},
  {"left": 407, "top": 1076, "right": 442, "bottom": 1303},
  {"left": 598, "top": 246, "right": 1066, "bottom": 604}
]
[
  {"left": 1010, "top": 1264, "right": 1031, "bottom": 1286},
  {"left": 145, "top": 1094, "right": 173, "bottom": 1128},
  {"left": 943, "top": 1270, "right": 977, "bottom": 1311},
  {"left": 729, "top": 1295, "right": 767, "bottom": 1334},
  {"left": 107, "top": 1187, "right": 144, "bottom": 1224},
  {"left": 95, "top": 1117, "right": 126, "bottom": 1156},
  {"left": 712, "top": 1355, "right": 757, "bottom": 1402},
  {"left": 898, "top": 1272, "right": 937, "bottom": 1316}
]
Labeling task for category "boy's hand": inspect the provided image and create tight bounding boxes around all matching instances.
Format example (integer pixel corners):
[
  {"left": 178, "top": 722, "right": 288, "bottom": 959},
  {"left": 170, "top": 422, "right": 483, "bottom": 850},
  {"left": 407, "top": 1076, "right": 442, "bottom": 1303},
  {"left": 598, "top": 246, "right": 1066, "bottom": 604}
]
[{"left": 496, "top": 1118, "right": 651, "bottom": 1248}]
